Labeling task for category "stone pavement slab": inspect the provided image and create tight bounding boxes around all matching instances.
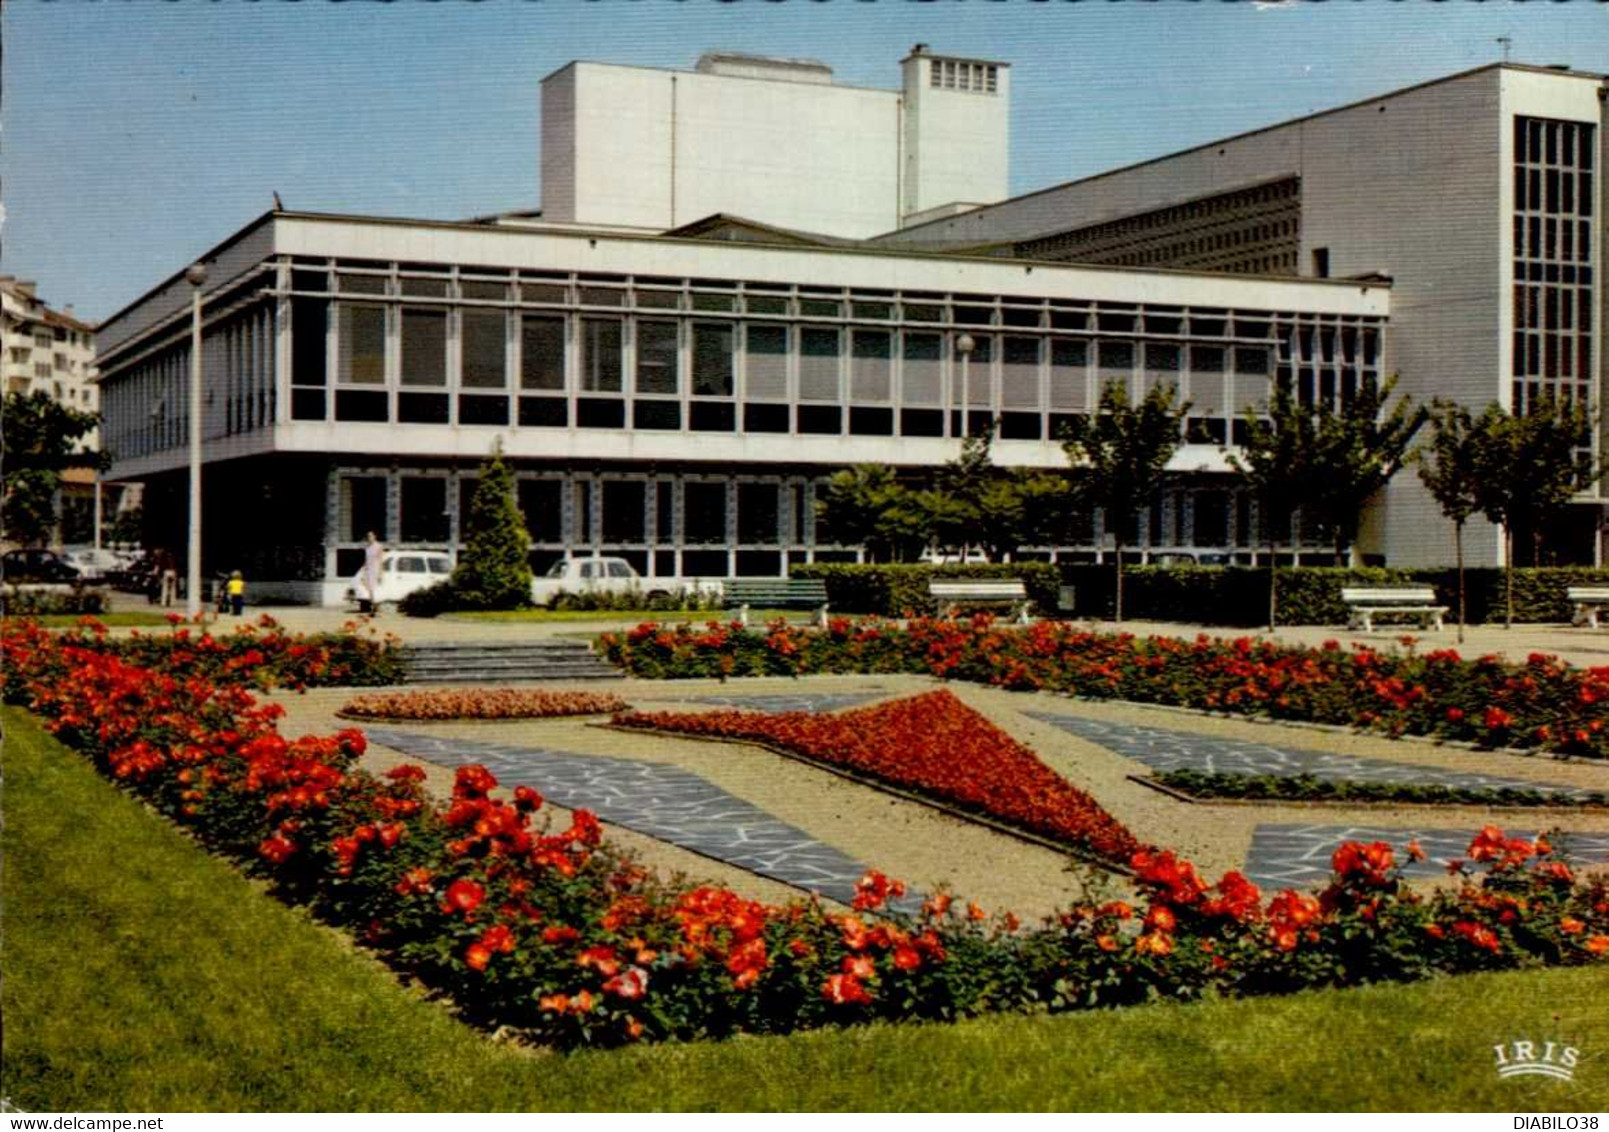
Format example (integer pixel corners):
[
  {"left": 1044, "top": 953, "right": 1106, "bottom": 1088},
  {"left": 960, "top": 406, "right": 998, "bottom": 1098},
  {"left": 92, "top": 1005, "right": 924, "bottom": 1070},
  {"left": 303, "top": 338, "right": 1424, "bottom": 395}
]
[
  {"left": 1242, "top": 823, "right": 1609, "bottom": 891},
  {"left": 1027, "top": 711, "right": 1591, "bottom": 797},
  {"left": 364, "top": 726, "right": 922, "bottom": 913}
]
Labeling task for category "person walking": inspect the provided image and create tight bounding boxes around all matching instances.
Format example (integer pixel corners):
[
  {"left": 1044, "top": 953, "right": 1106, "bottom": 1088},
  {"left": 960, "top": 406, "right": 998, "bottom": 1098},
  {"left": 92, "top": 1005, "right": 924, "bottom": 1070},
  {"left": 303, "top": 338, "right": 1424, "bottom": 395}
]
[
  {"left": 157, "top": 549, "right": 178, "bottom": 608},
  {"left": 360, "top": 531, "right": 384, "bottom": 614},
  {"left": 227, "top": 570, "right": 246, "bottom": 616}
]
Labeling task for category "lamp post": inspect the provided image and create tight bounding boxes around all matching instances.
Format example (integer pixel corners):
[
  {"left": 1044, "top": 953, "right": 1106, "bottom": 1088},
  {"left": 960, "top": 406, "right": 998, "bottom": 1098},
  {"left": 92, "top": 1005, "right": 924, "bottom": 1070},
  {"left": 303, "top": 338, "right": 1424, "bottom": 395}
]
[
  {"left": 185, "top": 262, "right": 207, "bottom": 618},
  {"left": 955, "top": 332, "right": 976, "bottom": 439}
]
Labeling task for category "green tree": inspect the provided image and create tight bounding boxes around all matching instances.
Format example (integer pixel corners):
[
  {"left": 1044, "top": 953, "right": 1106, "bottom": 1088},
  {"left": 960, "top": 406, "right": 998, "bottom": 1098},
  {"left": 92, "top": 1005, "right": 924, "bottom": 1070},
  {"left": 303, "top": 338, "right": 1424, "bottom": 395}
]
[
  {"left": 816, "top": 465, "right": 927, "bottom": 563},
  {"left": 1308, "top": 373, "right": 1428, "bottom": 566},
  {"left": 1415, "top": 401, "right": 1490, "bottom": 643},
  {"left": 1061, "top": 381, "right": 1189, "bottom": 623},
  {"left": 921, "top": 431, "right": 1070, "bottom": 562},
  {"left": 1, "top": 391, "right": 103, "bottom": 546},
  {"left": 1228, "top": 381, "right": 1318, "bottom": 631},
  {"left": 1472, "top": 397, "right": 1600, "bottom": 628},
  {"left": 451, "top": 444, "right": 533, "bottom": 610}
]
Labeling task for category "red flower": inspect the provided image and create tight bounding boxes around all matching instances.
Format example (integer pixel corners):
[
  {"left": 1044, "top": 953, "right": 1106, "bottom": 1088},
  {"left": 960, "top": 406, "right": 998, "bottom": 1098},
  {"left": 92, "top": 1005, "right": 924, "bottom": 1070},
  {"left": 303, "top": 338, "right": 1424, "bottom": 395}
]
[
  {"left": 514, "top": 785, "right": 543, "bottom": 812},
  {"left": 851, "top": 870, "right": 906, "bottom": 911},
  {"left": 258, "top": 833, "right": 296, "bottom": 865},
  {"left": 842, "top": 954, "right": 876, "bottom": 980},
  {"left": 822, "top": 973, "right": 872, "bottom": 1006},
  {"left": 543, "top": 924, "right": 580, "bottom": 945},
  {"left": 892, "top": 945, "right": 922, "bottom": 971},
  {"left": 602, "top": 966, "right": 649, "bottom": 1000},
  {"left": 465, "top": 942, "right": 493, "bottom": 971},
  {"left": 442, "top": 878, "right": 485, "bottom": 916}
]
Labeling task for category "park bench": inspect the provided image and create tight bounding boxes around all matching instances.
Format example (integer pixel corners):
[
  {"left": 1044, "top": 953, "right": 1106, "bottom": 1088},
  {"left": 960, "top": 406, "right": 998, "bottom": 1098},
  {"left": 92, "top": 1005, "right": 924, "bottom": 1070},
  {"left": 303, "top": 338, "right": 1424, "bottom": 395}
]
[
  {"left": 929, "top": 578, "right": 1032, "bottom": 624},
  {"left": 1340, "top": 586, "right": 1448, "bottom": 632},
  {"left": 722, "top": 577, "right": 830, "bottom": 628},
  {"left": 1567, "top": 586, "right": 1609, "bottom": 629}
]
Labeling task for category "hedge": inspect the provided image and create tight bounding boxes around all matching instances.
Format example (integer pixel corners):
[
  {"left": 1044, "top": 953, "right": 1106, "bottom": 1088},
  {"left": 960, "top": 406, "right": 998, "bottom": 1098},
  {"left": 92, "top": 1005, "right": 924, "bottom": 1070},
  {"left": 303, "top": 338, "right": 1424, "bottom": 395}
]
[
  {"left": 1053, "top": 566, "right": 1609, "bottom": 627},
  {"left": 789, "top": 562, "right": 1060, "bottom": 616}
]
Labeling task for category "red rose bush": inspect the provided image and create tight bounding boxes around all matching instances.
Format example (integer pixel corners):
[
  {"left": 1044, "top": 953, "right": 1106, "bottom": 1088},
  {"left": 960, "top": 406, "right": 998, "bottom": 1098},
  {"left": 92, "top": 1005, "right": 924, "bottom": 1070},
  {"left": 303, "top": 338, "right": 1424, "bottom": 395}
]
[
  {"left": 599, "top": 616, "right": 1609, "bottom": 758},
  {"left": 613, "top": 689, "right": 1142, "bottom": 866},
  {"left": 340, "top": 687, "right": 627, "bottom": 721},
  {"left": 5, "top": 618, "right": 1607, "bottom": 1050}
]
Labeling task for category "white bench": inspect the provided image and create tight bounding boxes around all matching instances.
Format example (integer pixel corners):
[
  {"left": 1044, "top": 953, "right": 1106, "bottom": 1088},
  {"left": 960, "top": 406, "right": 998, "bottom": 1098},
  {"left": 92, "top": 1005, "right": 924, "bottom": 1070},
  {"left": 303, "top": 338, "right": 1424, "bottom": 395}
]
[
  {"left": 722, "top": 578, "right": 830, "bottom": 628},
  {"left": 929, "top": 579, "right": 1031, "bottom": 624},
  {"left": 1567, "top": 586, "right": 1609, "bottom": 629},
  {"left": 1341, "top": 586, "right": 1448, "bottom": 632}
]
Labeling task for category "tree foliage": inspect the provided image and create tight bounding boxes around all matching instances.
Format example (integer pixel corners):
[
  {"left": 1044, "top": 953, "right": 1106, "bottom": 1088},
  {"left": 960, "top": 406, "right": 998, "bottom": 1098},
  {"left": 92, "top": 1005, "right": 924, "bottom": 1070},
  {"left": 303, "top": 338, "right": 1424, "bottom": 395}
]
[
  {"left": 1307, "top": 373, "right": 1428, "bottom": 564},
  {"left": 451, "top": 445, "right": 533, "bottom": 610},
  {"left": 1416, "top": 400, "right": 1490, "bottom": 640},
  {"left": 815, "top": 465, "right": 927, "bottom": 563},
  {"left": 1, "top": 391, "right": 103, "bottom": 546},
  {"left": 1061, "top": 381, "right": 1189, "bottom": 621},
  {"left": 1227, "top": 381, "right": 1317, "bottom": 630},
  {"left": 1469, "top": 396, "right": 1601, "bottom": 626},
  {"left": 925, "top": 431, "right": 1072, "bottom": 562}
]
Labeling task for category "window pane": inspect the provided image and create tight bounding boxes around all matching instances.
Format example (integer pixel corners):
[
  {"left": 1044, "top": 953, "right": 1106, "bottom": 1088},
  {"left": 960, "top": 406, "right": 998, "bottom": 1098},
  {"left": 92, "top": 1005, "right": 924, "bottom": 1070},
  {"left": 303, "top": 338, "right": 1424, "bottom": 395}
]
[
  {"left": 291, "top": 297, "right": 327, "bottom": 386},
  {"left": 745, "top": 324, "right": 788, "bottom": 400},
  {"left": 344, "top": 476, "right": 387, "bottom": 541},
  {"left": 692, "top": 323, "right": 734, "bottom": 396},
  {"left": 602, "top": 481, "right": 646, "bottom": 543},
  {"left": 339, "top": 304, "right": 386, "bottom": 385},
  {"left": 521, "top": 316, "right": 565, "bottom": 390},
  {"left": 851, "top": 330, "right": 892, "bottom": 402},
  {"left": 636, "top": 321, "right": 679, "bottom": 394},
  {"left": 519, "top": 479, "right": 563, "bottom": 543},
  {"left": 1001, "top": 336, "right": 1041, "bottom": 408},
  {"left": 580, "top": 318, "right": 623, "bottom": 392},
  {"left": 461, "top": 309, "right": 507, "bottom": 389},
  {"left": 799, "top": 327, "right": 840, "bottom": 401},
  {"left": 901, "top": 332, "right": 942, "bottom": 405},
  {"left": 400, "top": 477, "right": 449, "bottom": 543},
  {"left": 738, "top": 482, "right": 778, "bottom": 544},
  {"left": 400, "top": 308, "right": 446, "bottom": 387},
  {"left": 683, "top": 482, "right": 727, "bottom": 544}
]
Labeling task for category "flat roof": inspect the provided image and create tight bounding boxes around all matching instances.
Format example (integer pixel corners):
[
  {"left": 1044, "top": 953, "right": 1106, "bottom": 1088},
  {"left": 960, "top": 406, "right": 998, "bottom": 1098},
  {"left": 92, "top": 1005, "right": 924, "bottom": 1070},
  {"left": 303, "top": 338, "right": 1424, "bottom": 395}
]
[{"left": 888, "top": 61, "right": 1607, "bottom": 240}]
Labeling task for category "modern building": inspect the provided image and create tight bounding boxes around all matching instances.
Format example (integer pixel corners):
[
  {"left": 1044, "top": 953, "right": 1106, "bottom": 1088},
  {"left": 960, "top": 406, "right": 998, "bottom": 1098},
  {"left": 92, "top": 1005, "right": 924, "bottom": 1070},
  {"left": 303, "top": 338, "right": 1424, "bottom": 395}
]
[
  {"left": 875, "top": 63, "right": 1609, "bottom": 567},
  {"left": 2, "top": 275, "right": 99, "bottom": 431},
  {"left": 95, "top": 51, "right": 1603, "bottom": 603},
  {"left": 538, "top": 46, "right": 1009, "bottom": 238}
]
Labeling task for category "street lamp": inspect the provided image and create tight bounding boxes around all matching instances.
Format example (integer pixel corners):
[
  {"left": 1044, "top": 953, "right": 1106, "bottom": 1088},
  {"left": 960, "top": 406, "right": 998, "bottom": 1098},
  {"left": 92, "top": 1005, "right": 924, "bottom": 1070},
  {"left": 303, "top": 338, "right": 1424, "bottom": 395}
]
[
  {"left": 185, "top": 262, "right": 207, "bottom": 618},
  {"left": 955, "top": 332, "right": 976, "bottom": 438}
]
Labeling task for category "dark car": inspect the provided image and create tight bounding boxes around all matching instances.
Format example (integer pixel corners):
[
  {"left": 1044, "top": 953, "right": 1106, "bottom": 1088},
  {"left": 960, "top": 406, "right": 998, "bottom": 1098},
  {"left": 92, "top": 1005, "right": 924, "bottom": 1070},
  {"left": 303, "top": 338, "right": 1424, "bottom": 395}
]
[{"left": 1, "top": 548, "right": 84, "bottom": 584}]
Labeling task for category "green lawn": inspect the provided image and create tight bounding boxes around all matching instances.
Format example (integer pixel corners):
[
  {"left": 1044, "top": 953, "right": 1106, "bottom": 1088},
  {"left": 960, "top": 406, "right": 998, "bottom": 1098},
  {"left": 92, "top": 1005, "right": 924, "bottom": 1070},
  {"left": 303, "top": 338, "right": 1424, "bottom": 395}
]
[
  {"left": 442, "top": 608, "right": 811, "bottom": 624},
  {"left": 14, "top": 611, "right": 173, "bottom": 628},
  {"left": 5, "top": 704, "right": 1607, "bottom": 1112}
]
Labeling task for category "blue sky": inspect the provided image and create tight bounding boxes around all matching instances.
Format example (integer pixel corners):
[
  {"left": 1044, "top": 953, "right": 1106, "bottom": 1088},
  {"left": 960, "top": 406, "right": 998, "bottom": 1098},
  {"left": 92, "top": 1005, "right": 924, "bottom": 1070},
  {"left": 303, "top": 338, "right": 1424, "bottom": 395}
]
[{"left": 4, "top": 0, "right": 1606, "bottom": 324}]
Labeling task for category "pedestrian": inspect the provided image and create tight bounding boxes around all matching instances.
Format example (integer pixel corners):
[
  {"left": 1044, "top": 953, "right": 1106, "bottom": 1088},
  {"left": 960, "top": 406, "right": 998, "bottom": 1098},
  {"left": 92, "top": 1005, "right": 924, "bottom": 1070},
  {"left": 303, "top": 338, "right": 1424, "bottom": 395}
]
[
  {"left": 361, "top": 530, "right": 384, "bottom": 614},
  {"left": 158, "top": 549, "right": 178, "bottom": 608},
  {"left": 227, "top": 570, "right": 246, "bottom": 616}
]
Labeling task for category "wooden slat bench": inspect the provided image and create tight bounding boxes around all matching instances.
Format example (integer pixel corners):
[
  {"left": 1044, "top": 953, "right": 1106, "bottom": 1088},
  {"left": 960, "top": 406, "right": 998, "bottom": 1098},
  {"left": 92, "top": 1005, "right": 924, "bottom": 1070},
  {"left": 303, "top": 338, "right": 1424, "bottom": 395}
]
[
  {"left": 1341, "top": 586, "right": 1448, "bottom": 632},
  {"left": 722, "top": 578, "right": 830, "bottom": 628},
  {"left": 1567, "top": 586, "right": 1609, "bottom": 629},
  {"left": 929, "top": 579, "right": 1031, "bottom": 624}
]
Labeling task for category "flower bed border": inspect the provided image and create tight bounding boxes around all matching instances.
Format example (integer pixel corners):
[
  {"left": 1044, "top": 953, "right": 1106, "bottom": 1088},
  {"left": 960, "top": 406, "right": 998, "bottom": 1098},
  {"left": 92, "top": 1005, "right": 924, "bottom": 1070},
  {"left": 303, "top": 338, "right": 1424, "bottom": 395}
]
[
  {"left": 1130, "top": 772, "right": 1609, "bottom": 811},
  {"left": 593, "top": 722, "right": 1128, "bottom": 870}
]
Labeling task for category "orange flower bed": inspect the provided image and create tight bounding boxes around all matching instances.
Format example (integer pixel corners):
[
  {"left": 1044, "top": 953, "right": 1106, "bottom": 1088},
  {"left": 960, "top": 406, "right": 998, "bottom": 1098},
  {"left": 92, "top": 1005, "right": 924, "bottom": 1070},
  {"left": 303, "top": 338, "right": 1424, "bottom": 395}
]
[
  {"left": 340, "top": 687, "right": 628, "bottom": 721},
  {"left": 615, "top": 689, "right": 1142, "bottom": 865}
]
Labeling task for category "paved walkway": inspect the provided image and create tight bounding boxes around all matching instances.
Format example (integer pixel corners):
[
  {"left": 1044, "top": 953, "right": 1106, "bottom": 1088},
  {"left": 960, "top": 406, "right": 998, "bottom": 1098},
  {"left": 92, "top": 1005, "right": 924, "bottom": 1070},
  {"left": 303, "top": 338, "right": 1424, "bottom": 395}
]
[
  {"left": 666, "top": 691, "right": 890, "bottom": 714},
  {"left": 365, "top": 725, "right": 923, "bottom": 914},
  {"left": 1241, "top": 824, "right": 1609, "bottom": 890},
  {"left": 1026, "top": 712, "right": 1592, "bottom": 797}
]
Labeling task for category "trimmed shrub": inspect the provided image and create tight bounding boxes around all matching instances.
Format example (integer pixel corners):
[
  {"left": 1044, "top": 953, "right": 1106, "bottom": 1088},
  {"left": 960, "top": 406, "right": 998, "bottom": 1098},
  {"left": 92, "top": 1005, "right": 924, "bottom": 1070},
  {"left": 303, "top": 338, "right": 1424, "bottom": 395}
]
[
  {"left": 0, "top": 585, "right": 109, "bottom": 616},
  {"left": 398, "top": 579, "right": 457, "bottom": 619},
  {"left": 790, "top": 562, "right": 1060, "bottom": 616},
  {"left": 1052, "top": 565, "right": 1609, "bottom": 627}
]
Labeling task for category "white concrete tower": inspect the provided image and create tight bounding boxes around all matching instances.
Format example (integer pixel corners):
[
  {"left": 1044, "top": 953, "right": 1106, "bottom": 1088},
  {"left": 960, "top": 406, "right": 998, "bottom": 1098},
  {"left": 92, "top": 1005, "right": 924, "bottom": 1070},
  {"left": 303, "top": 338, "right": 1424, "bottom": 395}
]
[{"left": 900, "top": 44, "right": 1011, "bottom": 228}]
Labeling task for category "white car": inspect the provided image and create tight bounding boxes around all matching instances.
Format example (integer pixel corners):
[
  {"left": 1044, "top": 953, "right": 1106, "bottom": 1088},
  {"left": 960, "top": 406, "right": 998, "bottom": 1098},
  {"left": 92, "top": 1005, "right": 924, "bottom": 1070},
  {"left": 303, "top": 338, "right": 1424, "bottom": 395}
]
[
  {"left": 529, "top": 556, "right": 646, "bottom": 604},
  {"left": 346, "top": 549, "right": 453, "bottom": 607},
  {"left": 63, "top": 547, "right": 125, "bottom": 580}
]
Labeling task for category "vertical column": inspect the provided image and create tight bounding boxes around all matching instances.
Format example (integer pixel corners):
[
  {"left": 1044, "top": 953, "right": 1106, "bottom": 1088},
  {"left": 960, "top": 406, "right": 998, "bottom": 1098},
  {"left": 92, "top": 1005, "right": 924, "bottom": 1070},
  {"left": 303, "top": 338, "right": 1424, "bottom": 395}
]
[
  {"left": 322, "top": 467, "right": 342, "bottom": 582},
  {"left": 724, "top": 478, "right": 738, "bottom": 576}
]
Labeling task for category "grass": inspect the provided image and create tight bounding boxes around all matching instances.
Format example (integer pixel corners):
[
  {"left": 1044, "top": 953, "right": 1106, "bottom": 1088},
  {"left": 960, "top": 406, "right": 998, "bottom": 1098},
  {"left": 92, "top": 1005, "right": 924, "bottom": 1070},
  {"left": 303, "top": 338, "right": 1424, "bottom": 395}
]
[
  {"left": 13, "top": 611, "right": 173, "bottom": 628},
  {"left": 5, "top": 704, "right": 1608, "bottom": 1112},
  {"left": 442, "top": 607, "right": 813, "bottom": 624}
]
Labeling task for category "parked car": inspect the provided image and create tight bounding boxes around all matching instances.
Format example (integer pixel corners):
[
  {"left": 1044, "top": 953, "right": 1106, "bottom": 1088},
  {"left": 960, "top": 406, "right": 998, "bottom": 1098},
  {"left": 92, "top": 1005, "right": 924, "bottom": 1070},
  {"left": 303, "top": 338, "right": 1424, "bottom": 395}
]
[
  {"left": 528, "top": 556, "right": 648, "bottom": 605},
  {"left": 344, "top": 549, "right": 454, "bottom": 608},
  {"left": 1, "top": 548, "right": 83, "bottom": 584},
  {"left": 63, "top": 547, "right": 125, "bottom": 581}
]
